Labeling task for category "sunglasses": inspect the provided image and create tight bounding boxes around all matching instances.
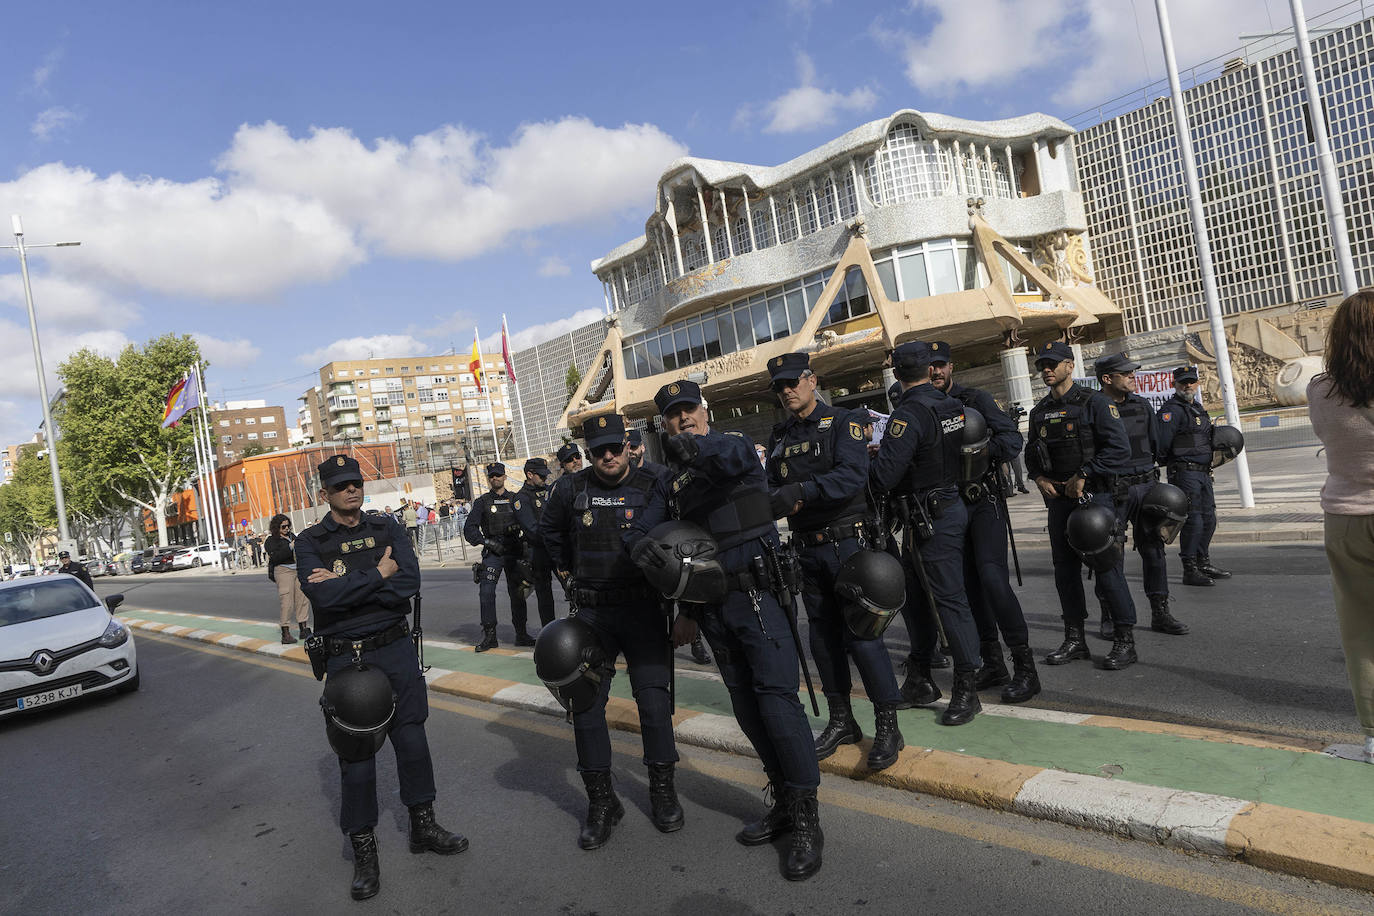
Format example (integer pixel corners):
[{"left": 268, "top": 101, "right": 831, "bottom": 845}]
[
  {"left": 329, "top": 480, "right": 364, "bottom": 493},
  {"left": 771, "top": 377, "right": 803, "bottom": 393},
  {"left": 591, "top": 442, "right": 626, "bottom": 459}
]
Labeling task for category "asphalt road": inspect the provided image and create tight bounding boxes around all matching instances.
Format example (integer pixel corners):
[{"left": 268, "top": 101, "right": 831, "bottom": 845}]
[
  {"left": 92, "top": 537, "right": 1357, "bottom": 747},
  {"left": 2, "top": 634, "right": 1368, "bottom": 916}
]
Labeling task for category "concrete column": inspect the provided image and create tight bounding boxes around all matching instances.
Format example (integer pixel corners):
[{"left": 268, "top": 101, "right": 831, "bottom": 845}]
[
  {"left": 850, "top": 158, "right": 865, "bottom": 212},
  {"left": 790, "top": 190, "right": 803, "bottom": 238},
  {"left": 1004, "top": 145, "right": 1017, "bottom": 197},
  {"left": 668, "top": 216, "right": 685, "bottom": 275},
  {"left": 769, "top": 192, "right": 782, "bottom": 241},
  {"left": 742, "top": 185, "right": 756, "bottom": 250},
  {"left": 952, "top": 140, "right": 967, "bottom": 196},
  {"left": 695, "top": 180, "right": 715, "bottom": 264},
  {"left": 719, "top": 186, "right": 734, "bottom": 257},
  {"left": 827, "top": 169, "right": 842, "bottom": 221},
  {"left": 1000, "top": 346, "right": 1034, "bottom": 415},
  {"left": 1069, "top": 342, "right": 1085, "bottom": 373},
  {"left": 808, "top": 178, "right": 822, "bottom": 229}
]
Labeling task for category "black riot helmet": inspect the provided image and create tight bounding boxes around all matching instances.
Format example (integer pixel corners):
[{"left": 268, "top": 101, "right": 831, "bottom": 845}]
[
  {"left": 632, "top": 520, "right": 727, "bottom": 603},
  {"left": 1066, "top": 503, "right": 1122, "bottom": 573},
  {"left": 958, "top": 406, "right": 991, "bottom": 485},
  {"left": 1139, "top": 482, "right": 1189, "bottom": 545},
  {"left": 320, "top": 663, "right": 396, "bottom": 763},
  {"left": 834, "top": 549, "right": 906, "bottom": 640},
  {"left": 512, "top": 553, "right": 535, "bottom": 600},
  {"left": 1210, "top": 425, "right": 1245, "bottom": 467},
  {"left": 533, "top": 617, "right": 609, "bottom": 714}
]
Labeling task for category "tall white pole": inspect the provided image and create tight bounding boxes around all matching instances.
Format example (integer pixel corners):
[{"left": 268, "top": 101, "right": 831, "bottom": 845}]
[
  {"left": 503, "top": 314, "right": 532, "bottom": 458},
  {"left": 1155, "top": 0, "right": 1255, "bottom": 508},
  {"left": 1289, "top": 0, "right": 1360, "bottom": 296},
  {"left": 193, "top": 361, "right": 229, "bottom": 565}
]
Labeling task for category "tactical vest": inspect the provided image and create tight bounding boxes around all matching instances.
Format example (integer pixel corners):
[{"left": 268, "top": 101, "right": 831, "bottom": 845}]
[
  {"left": 306, "top": 516, "right": 404, "bottom": 633},
  {"left": 1031, "top": 386, "right": 1096, "bottom": 479},
  {"left": 570, "top": 468, "right": 656, "bottom": 583},
  {"left": 669, "top": 434, "right": 775, "bottom": 551},
  {"left": 1164, "top": 396, "right": 1212, "bottom": 462},
  {"left": 773, "top": 408, "right": 869, "bottom": 530},
  {"left": 518, "top": 484, "right": 549, "bottom": 519},
  {"left": 1115, "top": 395, "right": 1155, "bottom": 472},
  {"left": 478, "top": 492, "right": 518, "bottom": 539},
  {"left": 898, "top": 389, "right": 964, "bottom": 495}
]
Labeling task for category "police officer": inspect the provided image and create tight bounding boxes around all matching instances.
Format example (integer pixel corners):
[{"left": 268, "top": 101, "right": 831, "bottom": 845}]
[
  {"left": 57, "top": 550, "right": 93, "bottom": 588},
  {"left": 295, "top": 455, "right": 466, "bottom": 902},
  {"left": 927, "top": 342, "right": 1040, "bottom": 704},
  {"left": 463, "top": 462, "right": 532, "bottom": 651},
  {"left": 765, "top": 352, "right": 905, "bottom": 769},
  {"left": 1158, "top": 366, "right": 1231, "bottom": 586},
  {"left": 512, "top": 457, "right": 557, "bottom": 631},
  {"left": 538, "top": 414, "right": 682, "bottom": 849},
  {"left": 1025, "top": 341, "right": 1139, "bottom": 669},
  {"left": 870, "top": 341, "right": 982, "bottom": 725},
  {"left": 557, "top": 443, "right": 584, "bottom": 478},
  {"left": 626, "top": 427, "right": 648, "bottom": 468},
  {"left": 633, "top": 379, "right": 823, "bottom": 882},
  {"left": 1095, "top": 353, "right": 1189, "bottom": 636}
]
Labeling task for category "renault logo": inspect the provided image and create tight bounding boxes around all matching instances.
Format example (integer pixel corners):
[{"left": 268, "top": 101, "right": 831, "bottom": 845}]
[{"left": 32, "top": 651, "right": 55, "bottom": 675}]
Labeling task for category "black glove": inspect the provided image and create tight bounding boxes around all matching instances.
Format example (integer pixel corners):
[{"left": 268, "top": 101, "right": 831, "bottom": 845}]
[
  {"left": 769, "top": 483, "right": 805, "bottom": 518},
  {"left": 630, "top": 536, "right": 671, "bottom": 571},
  {"left": 664, "top": 432, "right": 700, "bottom": 465},
  {"left": 483, "top": 538, "right": 504, "bottom": 556}
]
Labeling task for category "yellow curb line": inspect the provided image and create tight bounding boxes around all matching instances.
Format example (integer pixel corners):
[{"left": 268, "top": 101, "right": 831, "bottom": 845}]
[{"left": 1226, "top": 803, "right": 1374, "bottom": 892}]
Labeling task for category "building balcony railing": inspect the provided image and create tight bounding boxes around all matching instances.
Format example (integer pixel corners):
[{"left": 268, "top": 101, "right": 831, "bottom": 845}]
[{"left": 327, "top": 396, "right": 359, "bottom": 412}]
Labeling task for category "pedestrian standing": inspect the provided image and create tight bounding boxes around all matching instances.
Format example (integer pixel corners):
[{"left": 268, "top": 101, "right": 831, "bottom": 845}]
[
  {"left": 57, "top": 550, "right": 93, "bottom": 589},
  {"left": 266, "top": 514, "right": 312, "bottom": 644},
  {"left": 415, "top": 503, "right": 430, "bottom": 551},
  {"left": 512, "top": 457, "right": 557, "bottom": 630},
  {"left": 402, "top": 501, "right": 419, "bottom": 551},
  {"left": 1308, "top": 290, "right": 1374, "bottom": 765},
  {"left": 295, "top": 455, "right": 467, "bottom": 901},
  {"left": 463, "top": 463, "right": 532, "bottom": 650},
  {"left": 438, "top": 500, "right": 452, "bottom": 540},
  {"left": 1158, "top": 367, "right": 1232, "bottom": 586}
]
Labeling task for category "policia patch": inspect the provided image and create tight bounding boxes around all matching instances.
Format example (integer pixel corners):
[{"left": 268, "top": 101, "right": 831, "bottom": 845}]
[
  {"left": 888, "top": 419, "right": 907, "bottom": 438},
  {"left": 849, "top": 421, "right": 863, "bottom": 440}
]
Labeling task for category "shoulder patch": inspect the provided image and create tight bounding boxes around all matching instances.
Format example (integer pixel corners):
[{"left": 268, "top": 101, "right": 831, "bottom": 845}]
[
  {"left": 725, "top": 430, "right": 744, "bottom": 438},
  {"left": 1108, "top": 404, "right": 1120, "bottom": 419},
  {"left": 849, "top": 421, "right": 863, "bottom": 441},
  {"left": 817, "top": 416, "right": 833, "bottom": 430},
  {"left": 888, "top": 419, "right": 907, "bottom": 439},
  {"left": 513, "top": 499, "right": 521, "bottom": 510},
  {"left": 1161, "top": 411, "right": 1172, "bottom": 422}
]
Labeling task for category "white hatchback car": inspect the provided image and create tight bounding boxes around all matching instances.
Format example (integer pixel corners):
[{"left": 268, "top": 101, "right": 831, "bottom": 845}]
[
  {"left": 0, "top": 577, "right": 137, "bottom": 718},
  {"left": 172, "top": 543, "right": 232, "bottom": 569}
]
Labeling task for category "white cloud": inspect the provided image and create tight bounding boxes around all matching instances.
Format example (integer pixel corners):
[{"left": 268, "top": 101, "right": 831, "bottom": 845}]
[
  {"left": 30, "top": 46, "right": 63, "bottom": 94},
  {"left": 0, "top": 272, "right": 139, "bottom": 327},
  {"left": 537, "top": 256, "right": 570, "bottom": 277},
  {"left": 192, "top": 332, "right": 262, "bottom": 368},
  {"left": 0, "top": 317, "right": 130, "bottom": 405},
  {"left": 31, "top": 106, "right": 79, "bottom": 141},
  {"left": 297, "top": 334, "right": 429, "bottom": 366},
  {"left": 480, "top": 308, "right": 604, "bottom": 353},
  {"left": 738, "top": 52, "right": 878, "bottom": 135}
]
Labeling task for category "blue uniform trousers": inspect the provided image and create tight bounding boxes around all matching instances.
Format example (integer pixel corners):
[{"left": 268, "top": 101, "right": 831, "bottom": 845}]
[
  {"left": 529, "top": 544, "right": 556, "bottom": 627},
  {"left": 1123, "top": 481, "right": 1169, "bottom": 598},
  {"left": 1045, "top": 492, "right": 1137, "bottom": 626},
  {"left": 697, "top": 583, "right": 820, "bottom": 792},
  {"left": 571, "top": 600, "right": 678, "bottom": 773},
  {"left": 962, "top": 495, "right": 1030, "bottom": 648},
  {"left": 902, "top": 498, "right": 982, "bottom": 674},
  {"left": 325, "top": 634, "right": 436, "bottom": 835},
  {"left": 1169, "top": 467, "right": 1216, "bottom": 560},
  {"left": 798, "top": 535, "right": 902, "bottom": 706},
  {"left": 478, "top": 548, "right": 529, "bottom": 630}
]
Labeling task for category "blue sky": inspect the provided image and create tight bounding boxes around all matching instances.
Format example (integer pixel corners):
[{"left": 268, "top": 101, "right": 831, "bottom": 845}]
[{"left": 0, "top": 0, "right": 1353, "bottom": 447}]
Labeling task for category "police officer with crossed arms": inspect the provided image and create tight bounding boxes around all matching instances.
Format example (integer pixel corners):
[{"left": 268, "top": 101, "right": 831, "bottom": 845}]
[
  {"left": 537, "top": 414, "right": 682, "bottom": 850},
  {"left": 295, "top": 454, "right": 466, "bottom": 902},
  {"left": 1025, "top": 341, "right": 1139, "bottom": 669},
  {"left": 512, "top": 457, "right": 558, "bottom": 631},
  {"left": 765, "top": 352, "right": 905, "bottom": 769},
  {"left": 1158, "top": 365, "right": 1232, "bottom": 586},
  {"left": 631, "top": 379, "right": 824, "bottom": 881},
  {"left": 464, "top": 462, "right": 533, "bottom": 651}
]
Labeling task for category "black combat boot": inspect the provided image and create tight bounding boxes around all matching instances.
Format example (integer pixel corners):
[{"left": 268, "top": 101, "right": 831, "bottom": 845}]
[
  {"left": 736, "top": 773, "right": 792, "bottom": 845},
  {"left": 784, "top": 788, "right": 824, "bottom": 881},
  {"left": 940, "top": 670, "right": 982, "bottom": 726},
  {"left": 690, "top": 633, "right": 712, "bottom": 665},
  {"left": 867, "top": 704, "right": 905, "bottom": 771},
  {"left": 927, "top": 649, "right": 951, "bottom": 669},
  {"left": 299, "top": 623, "right": 312, "bottom": 640},
  {"left": 1002, "top": 645, "right": 1041, "bottom": 704},
  {"left": 647, "top": 762, "right": 684, "bottom": 833},
  {"left": 1045, "top": 623, "right": 1091, "bottom": 665},
  {"left": 578, "top": 770, "right": 625, "bottom": 850},
  {"left": 408, "top": 802, "right": 468, "bottom": 855},
  {"left": 1102, "top": 624, "right": 1138, "bottom": 670},
  {"left": 280, "top": 625, "right": 297, "bottom": 645},
  {"left": 1197, "top": 554, "right": 1231, "bottom": 579},
  {"left": 899, "top": 660, "right": 941, "bottom": 707},
  {"left": 813, "top": 695, "right": 863, "bottom": 760},
  {"left": 1098, "top": 613, "right": 1115, "bottom": 640},
  {"left": 1149, "top": 595, "right": 1189, "bottom": 635},
  {"left": 1181, "top": 557, "right": 1214, "bottom": 587},
  {"left": 513, "top": 627, "right": 536, "bottom": 647},
  {"left": 348, "top": 830, "right": 380, "bottom": 901},
  {"left": 474, "top": 625, "right": 498, "bottom": 652},
  {"left": 973, "top": 640, "right": 1010, "bottom": 689}
]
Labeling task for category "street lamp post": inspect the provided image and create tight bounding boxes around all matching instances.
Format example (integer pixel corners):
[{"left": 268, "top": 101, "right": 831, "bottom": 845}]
[{"left": 3, "top": 214, "right": 81, "bottom": 550}]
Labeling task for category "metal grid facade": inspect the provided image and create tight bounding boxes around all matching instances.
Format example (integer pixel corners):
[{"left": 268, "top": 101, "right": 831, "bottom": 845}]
[{"left": 509, "top": 319, "right": 612, "bottom": 456}]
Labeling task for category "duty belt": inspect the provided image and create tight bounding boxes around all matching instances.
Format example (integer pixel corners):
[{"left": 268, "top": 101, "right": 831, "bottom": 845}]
[
  {"left": 725, "top": 567, "right": 768, "bottom": 594},
  {"left": 318, "top": 619, "right": 409, "bottom": 657},
  {"left": 574, "top": 585, "right": 656, "bottom": 607},
  {"left": 1117, "top": 470, "right": 1157, "bottom": 487},
  {"left": 1169, "top": 460, "right": 1212, "bottom": 474},
  {"left": 793, "top": 520, "right": 867, "bottom": 546}
]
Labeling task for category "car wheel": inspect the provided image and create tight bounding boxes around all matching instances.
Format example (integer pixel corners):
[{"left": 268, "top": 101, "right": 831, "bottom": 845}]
[
  {"left": 193, "top": 558, "right": 202, "bottom": 568},
  {"left": 116, "top": 669, "right": 140, "bottom": 693}
]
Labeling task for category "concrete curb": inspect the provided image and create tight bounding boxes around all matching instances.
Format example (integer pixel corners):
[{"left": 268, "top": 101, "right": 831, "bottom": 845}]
[{"left": 125, "top": 614, "right": 1374, "bottom": 892}]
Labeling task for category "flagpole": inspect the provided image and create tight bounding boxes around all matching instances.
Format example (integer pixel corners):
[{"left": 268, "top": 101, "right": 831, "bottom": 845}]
[
  {"left": 476, "top": 327, "right": 501, "bottom": 463},
  {"left": 503, "top": 314, "right": 532, "bottom": 458},
  {"left": 186, "top": 371, "right": 211, "bottom": 544},
  {"left": 193, "top": 361, "right": 228, "bottom": 565}
]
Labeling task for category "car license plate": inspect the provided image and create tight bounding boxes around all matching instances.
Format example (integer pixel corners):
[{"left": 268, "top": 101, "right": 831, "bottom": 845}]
[{"left": 17, "top": 683, "right": 82, "bottom": 709}]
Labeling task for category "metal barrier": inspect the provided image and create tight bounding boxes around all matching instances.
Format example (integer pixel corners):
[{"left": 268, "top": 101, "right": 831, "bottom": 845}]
[{"left": 1223, "top": 408, "right": 1318, "bottom": 452}]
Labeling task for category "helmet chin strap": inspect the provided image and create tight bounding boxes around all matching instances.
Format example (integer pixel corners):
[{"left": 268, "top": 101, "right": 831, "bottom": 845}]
[{"left": 670, "top": 557, "right": 696, "bottom": 600}]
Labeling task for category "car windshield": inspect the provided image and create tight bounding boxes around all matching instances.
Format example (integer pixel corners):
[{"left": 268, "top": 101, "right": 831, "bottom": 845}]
[{"left": 0, "top": 579, "right": 98, "bottom": 627}]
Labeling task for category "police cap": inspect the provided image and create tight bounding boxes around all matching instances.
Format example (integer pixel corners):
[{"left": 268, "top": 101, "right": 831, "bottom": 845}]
[
  {"left": 626, "top": 428, "right": 643, "bottom": 447},
  {"left": 556, "top": 443, "right": 581, "bottom": 464},
  {"left": 524, "top": 457, "right": 549, "bottom": 475},
  {"left": 1095, "top": 352, "right": 1141, "bottom": 377},
  {"left": 582, "top": 414, "right": 626, "bottom": 450},
  {"left": 486, "top": 462, "right": 506, "bottom": 476},
  {"left": 59, "top": 550, "right": 71, "bottom": 559},
  {"left": 891, "top": 341, "right": 933, "bottom": 370},
  {"left": 926, "top": 341, "right": 951, "bottom": 365},
  {"left": 318, "top": 454, "right": 363, "bottom": 488},
  {"left": 1033, "top": 340, "right": 1074, "bottom": 368},
  {"left": 654, "top": 379, "right": 702, "bottom": 415},
  {"left": 767, "top": 352, "right": 810, "bottom": 382},
  {"left": 1174, "top": 365, "right": 1199, "bottom": 382}
]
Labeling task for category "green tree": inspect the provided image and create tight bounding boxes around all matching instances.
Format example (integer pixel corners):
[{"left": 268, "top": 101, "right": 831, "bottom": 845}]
[
  {"left": 565, "top": 361, "right": 583, "bottom": 404},
  {"left": 57, "top": 334, "right": 204, "bottom": 548},
  {"left": 0, "top": 451, "right": 58, "bottom": 566}
]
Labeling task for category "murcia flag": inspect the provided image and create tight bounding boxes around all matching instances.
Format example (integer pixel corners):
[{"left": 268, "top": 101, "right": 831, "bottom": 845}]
[{"left": 160, "top": 373, "right": 200, "bottom": 428}]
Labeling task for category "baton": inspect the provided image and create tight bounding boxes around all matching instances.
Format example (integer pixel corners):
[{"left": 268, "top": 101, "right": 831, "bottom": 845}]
[
  {"left": 667, "top": 600, "right": 677, "bottom": 715},
  {"left": 994, "top": 465, "right": 1023, "bottom": 586},
  {"left": 766, "top": 540, "right": 819, "bottom": 717},
  {"left": 897, "top": 499, "right": 950, "bottom": 655},
  {"left": 412, "top": 593, "right": 429, "bottom": 674}
]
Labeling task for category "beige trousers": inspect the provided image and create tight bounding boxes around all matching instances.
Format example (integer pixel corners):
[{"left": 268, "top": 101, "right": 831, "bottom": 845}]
[
  {"left": 1324, "top": 514, "right": 1374, "bottom": 737},
  {"left": 276, "top": 568, "right": 311, "bottom": 627}
]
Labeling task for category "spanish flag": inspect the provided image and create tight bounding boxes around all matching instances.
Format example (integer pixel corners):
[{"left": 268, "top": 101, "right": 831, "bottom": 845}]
[
  {"left": 469, "top": 328, "right": 485, "bottom": 394},
  {"left": 160, "top": 373, "right": 200, "bottom": 429}
]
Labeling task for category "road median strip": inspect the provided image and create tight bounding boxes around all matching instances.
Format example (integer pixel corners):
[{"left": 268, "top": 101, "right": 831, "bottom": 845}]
[{"left": 124, "top": 606, "right": 1374, "bottom": 892}]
